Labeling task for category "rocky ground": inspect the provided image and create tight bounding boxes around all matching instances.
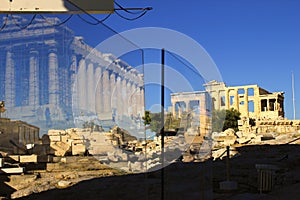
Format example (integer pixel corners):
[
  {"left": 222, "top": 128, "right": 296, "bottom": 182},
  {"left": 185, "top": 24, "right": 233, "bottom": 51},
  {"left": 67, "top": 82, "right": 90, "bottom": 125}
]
[
  {"left": 0, "top": 157, "right": 126, "bottom": 199},
  {"left": 0, "top": 143, "right": 298, "bottom": 200}
]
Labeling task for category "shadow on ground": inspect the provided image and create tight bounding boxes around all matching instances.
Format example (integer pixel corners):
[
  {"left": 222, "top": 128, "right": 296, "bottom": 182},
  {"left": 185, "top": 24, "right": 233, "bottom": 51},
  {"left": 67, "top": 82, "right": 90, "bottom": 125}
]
[
  {"left": 15, "top": 144, "right": 300, "bottom": 200},
  {"left": 0, "top": 175, "right": 16, "bottom": 199}
]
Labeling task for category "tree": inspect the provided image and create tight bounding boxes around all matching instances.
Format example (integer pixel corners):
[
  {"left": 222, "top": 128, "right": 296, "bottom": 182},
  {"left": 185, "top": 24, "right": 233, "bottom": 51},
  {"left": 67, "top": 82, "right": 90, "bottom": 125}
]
[
  {"left": 212, "top": 109, "right": 226, "bottom": 132},
  {"left": 142, "top": 110, "right": 151, "bottom": 126},
  {"left": 223, "top": 108, "right": 241, "bottom": 132},
  {"left": 149, "top": 112, "right": 162, "bottom": 133},
  {"left": 212, "top": 108, "right": 241, "bottom": 132},
  {"left": 142, "top": 111, "right": 163, "bottom": 133}
]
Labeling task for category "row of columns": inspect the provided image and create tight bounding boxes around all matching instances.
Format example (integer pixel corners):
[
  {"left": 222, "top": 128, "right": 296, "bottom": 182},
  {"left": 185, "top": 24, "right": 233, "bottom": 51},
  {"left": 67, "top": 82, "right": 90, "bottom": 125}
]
[
  {"left": 5, "top": 50, "right": 15, "bottom": 107},
  {"left": 225, "top": 88, "right": 255, "bottom": 118},
  {"left": 3, "top": 44, "right": 145, "bottom": 121},
  {"left": 171, "top": 93, "right": 211, "bottom": 134},
  {"left": 75, "top": 57, "right": 144, "bottom": 119},
  {"left": 171, "top": 94, "right": 207, "bottom": 118},
  {"left": 5, "top": 47, "right": 61, "bottom": 108}
]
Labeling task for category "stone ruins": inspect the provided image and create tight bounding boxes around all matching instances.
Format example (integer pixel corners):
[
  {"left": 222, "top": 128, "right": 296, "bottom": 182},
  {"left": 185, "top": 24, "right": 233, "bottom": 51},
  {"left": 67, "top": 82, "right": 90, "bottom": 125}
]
[
  {"left": 203, "top": 80, "right": 284, "bottom": 120},
  {"left": 171, "top": 80, "right": 300, "bottom": 134}
]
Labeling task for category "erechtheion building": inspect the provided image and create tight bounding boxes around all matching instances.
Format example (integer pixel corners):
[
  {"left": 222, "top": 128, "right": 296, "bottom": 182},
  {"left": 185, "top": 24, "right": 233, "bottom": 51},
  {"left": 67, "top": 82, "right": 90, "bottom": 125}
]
[
  {"left": 170, "top": 91, "right": 211, "bottom": 135},
  {"left": 203, "top": 80, "right": 284, "bottom": 120},
  {"left": 171, "top": 80, "right": 284, "bottom": 121}
]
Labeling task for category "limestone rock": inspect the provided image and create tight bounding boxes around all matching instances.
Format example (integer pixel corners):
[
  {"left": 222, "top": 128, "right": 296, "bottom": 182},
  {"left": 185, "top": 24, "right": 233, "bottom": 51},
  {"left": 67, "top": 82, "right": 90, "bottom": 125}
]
[
  {"left": 56, "top": 180, "right": 72, "bottom": 189},
  {"left": 182, "top": 153, "right": 194, "bottom": 163},
  {"left": 128, "top": 161, "right": 144, "bottom": 172},
  {"left": 224, "top": 128, "right": 235, "bottom": 136},
  {"left": 107, "top": 152, "right": 120, "bottom": 162},
  {"left": 235, "top": 131, "right": 243, "bottom": 138},
  {"left": 237, "top": 137, "right": 251, "bottom": 144}
]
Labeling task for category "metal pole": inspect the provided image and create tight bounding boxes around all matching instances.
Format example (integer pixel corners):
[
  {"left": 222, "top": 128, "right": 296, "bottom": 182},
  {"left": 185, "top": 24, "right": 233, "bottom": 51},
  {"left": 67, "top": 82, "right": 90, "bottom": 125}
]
[
  {"left": 161, "top": 48, "right": 165, "bottom": 200},
  {"left": 226, "top": 146, "right": 230, "bottom": 181},
  {"left": 292, "top": 71, "right": 296, "bottom": 120}
]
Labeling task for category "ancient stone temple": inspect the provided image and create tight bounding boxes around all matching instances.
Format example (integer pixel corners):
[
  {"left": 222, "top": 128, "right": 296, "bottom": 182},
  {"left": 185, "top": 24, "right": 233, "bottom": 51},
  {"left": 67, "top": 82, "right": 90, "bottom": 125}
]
[
  {"left": 172, "top": 80, "right": 284, "bottom": 120},
  {"left": 203, "top": 80, "right": 284, "bottom": 120},
  {"left": 0, "top": 16, "right": 144, "bottom": 133},
  {"left": 170, "top": 91, "right": 212, "bottom": 135},
  {"left": 171, "top": 80, "right": 285, "bottom": 134}
]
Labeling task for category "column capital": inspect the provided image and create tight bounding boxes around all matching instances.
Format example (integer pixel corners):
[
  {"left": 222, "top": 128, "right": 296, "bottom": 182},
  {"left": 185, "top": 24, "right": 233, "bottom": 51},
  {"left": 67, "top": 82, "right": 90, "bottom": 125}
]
[{"left": 30, "top": 49, "right": 39, "bottom": 55}]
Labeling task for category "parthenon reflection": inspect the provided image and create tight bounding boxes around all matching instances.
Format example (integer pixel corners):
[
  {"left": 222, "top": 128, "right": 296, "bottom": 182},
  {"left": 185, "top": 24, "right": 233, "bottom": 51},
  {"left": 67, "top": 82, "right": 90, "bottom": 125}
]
[{"left": 0, "top": 16, "right": 144, "bottom": 133}]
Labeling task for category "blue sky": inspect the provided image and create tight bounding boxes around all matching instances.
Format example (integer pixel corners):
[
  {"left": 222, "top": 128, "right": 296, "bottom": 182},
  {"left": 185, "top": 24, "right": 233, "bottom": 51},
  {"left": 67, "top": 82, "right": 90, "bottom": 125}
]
[
  {"left": 3, "top": 1, "right": 299, "bottom": 119},
  {"left": 82, "top": 0, "right": 299, "bottom": 119}
]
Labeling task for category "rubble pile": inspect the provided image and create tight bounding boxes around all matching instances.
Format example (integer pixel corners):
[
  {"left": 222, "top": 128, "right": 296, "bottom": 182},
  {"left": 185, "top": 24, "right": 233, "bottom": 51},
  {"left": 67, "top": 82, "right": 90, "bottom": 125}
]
[
  {"left": 211, "top": 128, "right": 300, "bottom": 160},
  {"left": 48, "top": 129, "right": 86, "bottom": 156},
  {"left": 98, "top": 134, "right": 189, "bottom": 172}
]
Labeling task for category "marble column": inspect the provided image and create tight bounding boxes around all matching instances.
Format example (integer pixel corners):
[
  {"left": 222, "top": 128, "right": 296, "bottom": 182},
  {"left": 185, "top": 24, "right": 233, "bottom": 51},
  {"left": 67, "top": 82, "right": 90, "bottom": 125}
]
[
  {"left": 171, "top": 101, "right": 176, "bottom": 118},
  {"left": 5, "top": 50, "right": 15, "bottom": 107},
  {"left": 234, "top": 89, "right": 239, "bottom": 111},
  {"left": 121, "top": 79, "right": 128, "bottom": 116},
  {"left": 131, "top": 83, "right": 137, "bottom": 117},
  {"left": 225, "top": 89, "right": 230, "bottom": 109},
  {"left": 127, "top": 81, "right": 132, "bottom": 117},
  {"left": 185, "top": 101, "right": 189, "bottom": 112},
  {"left": 69, "top": 55, "right": 77, "bottom": 108},
  {"left": 116, "top": 76, "right": 122, "bottom": 117},
  {"left": 103, "top": 70, "right": 111, "bottom": 113},
  {"left": 199, "top": 95, "right": 207, "bottom": 135},
  {"left": 95, "top": 67, "right": 103, "bottom": 115},
  {"left": 77, "top": 59, "right": 87, "bottom": 112},
  {"left": 139, "top": 87, "right": 145, "bottom": 117},
  {"left": 87, "top": 63, "right": 95, "bottom": 113},
  {"left": 29, "top": 50, "right": 39, "bottom": 107},
  {"left": 110, "top": 73, "right": 117, "bottom": 110},
  {"left": 245, "top": 88, "right": 249, "bottom": 117},
  {"left": 178, "top": 103, "right": 182, "bottom": 118},
  {"left": 48, "top": 48, "right": 59, "bottom": 105}
]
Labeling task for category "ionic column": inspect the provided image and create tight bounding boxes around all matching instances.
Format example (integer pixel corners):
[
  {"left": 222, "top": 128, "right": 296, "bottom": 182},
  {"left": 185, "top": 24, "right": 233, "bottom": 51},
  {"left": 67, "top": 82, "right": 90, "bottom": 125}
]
[
  {"left": 131, "top": 83, "right": 137, "bottom": 117},
  {"left": 171, "top": 101, "right": 176, "bottom": 118},
  {"left": 5, "top": 50, "right": 15, "bottom": 107},
  {"left": 29, "top": 50, "right": 39, "bottom": 107},
  {"left": 139, "top": 86, "right": 145, "bottom": 117},
  {"left": 48, "top": 48, "right": 59, "bottom": 105},
  {"left": 234, "top": 89, "right": 239, "bottom": 110},
  {"left": 108, "top": 72, "right": 115, "bottom": 113},
  {"left": 178, "top": 103, "right": 182, "bottom": 118},
  {"left": 127, "top": 81, "right": 132, "bottom": 116},
  {"left": 253, "top": 87, "right": 260, "bottom": 118},
  {"left": 116, "top": 76, "right": 122, "bottom": 117},
  {"left": 275, "top": 98, "right": 278, "bottom": 111},
  {"left": 199, "top": 95, "right": 207, "bottom": 135},
  {"left": 225, "top": 89, "right": 230, "bottom": 109},
  {"left": 77, "top": 59, "right": 87, "bottom": 111},
  {"left": 216, "top": 91, "right": 220, "bottom": 110},
  {"left": 102, "top": 70, "right": 110, "bottom": 113},
  {"left": 68, "top": 55, "right": 77, "bottom": 108},
  {"left": 185, "top": 101, "right": 189, "bottom": 112},
  {"left": 245, "top": 88, "right": 249, "bottom": 117},
  {"left": 121, "top": 79, "right": 128, "bottom": 116},
  {"left": 87, "top": 63, "right": 95, "bottom": 113},
  {"left": 95, "top": 67, "right": 103, "bottom": 115}
]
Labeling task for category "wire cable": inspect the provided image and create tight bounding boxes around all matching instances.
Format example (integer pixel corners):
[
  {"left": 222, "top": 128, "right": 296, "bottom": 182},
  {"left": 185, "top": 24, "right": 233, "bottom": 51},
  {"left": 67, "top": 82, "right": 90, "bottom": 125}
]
[
  {"left": 114, "top": 10, "right": 148, "bottom": 21},
  {"left": 39, "top": 14, "right": 73, "bottom": 26},
  {"left": 114, "top": 1, "right": 151, "bottom": 15},
  {"left": 0, "top": 14, "right": 8, "bottom": 31},
  {"left": 10, "top": 14, "right": 37, "bottom": 30},
  {"left": 65, "top": 0, "right": 143, "bottom": 51},
  {"left": 165, "top": 50, "right": 208, "bottom": 82}
]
